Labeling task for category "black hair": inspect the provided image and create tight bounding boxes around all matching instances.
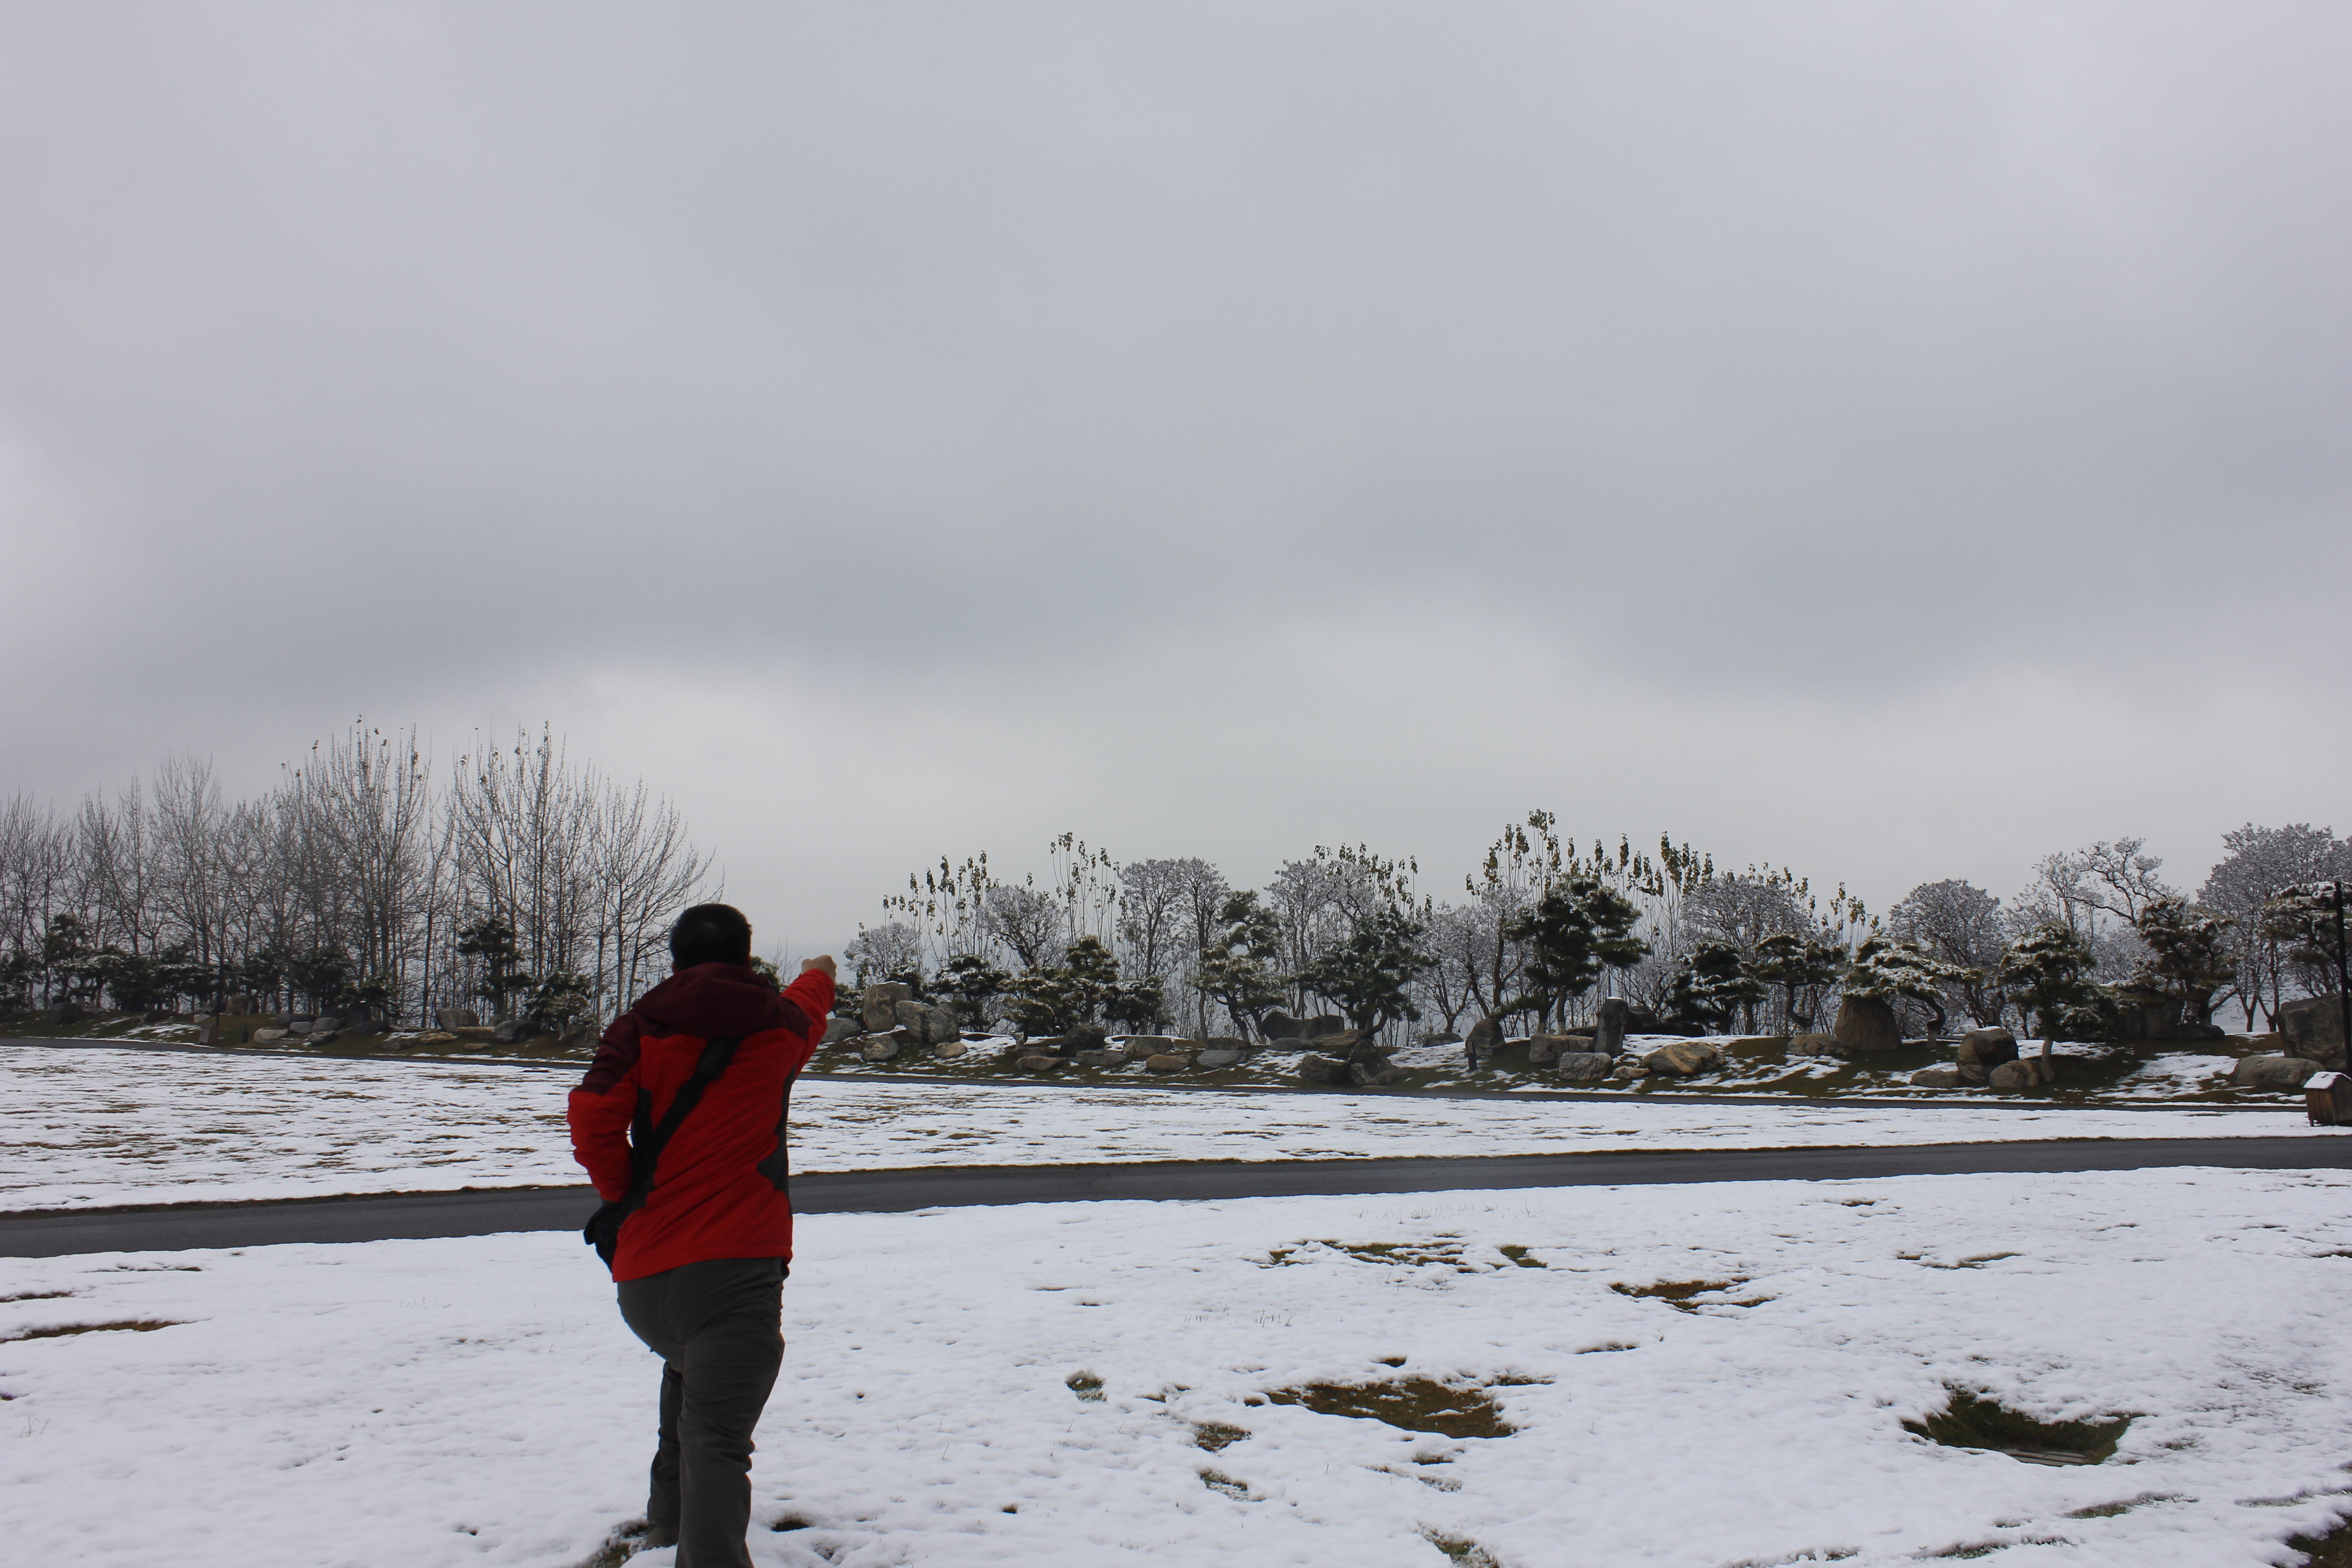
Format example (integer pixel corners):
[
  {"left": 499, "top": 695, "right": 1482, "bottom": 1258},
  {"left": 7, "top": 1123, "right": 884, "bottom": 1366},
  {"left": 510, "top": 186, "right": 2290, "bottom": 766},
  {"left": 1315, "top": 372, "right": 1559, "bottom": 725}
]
[{"left": 670, "top": 903, "right": 753, "bottom": 969}]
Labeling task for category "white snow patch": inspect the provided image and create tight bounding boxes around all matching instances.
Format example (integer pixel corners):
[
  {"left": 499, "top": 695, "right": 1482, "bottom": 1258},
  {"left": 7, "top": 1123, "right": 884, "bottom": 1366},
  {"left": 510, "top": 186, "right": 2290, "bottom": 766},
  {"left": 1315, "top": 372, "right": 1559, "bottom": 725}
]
[
  {"left": 5, "top": 1169, "right": 2352, "bottom": 1565},
  {"left": 0, "top": 1043, "right": 2321, "bottom": 1213}
]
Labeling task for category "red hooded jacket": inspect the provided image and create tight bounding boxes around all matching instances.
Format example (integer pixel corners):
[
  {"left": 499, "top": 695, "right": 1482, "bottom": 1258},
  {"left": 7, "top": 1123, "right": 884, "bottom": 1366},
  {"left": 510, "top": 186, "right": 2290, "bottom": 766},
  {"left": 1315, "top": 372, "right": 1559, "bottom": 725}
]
[{"left": 567, "top": 962, "right": 834, "bottom": 1282}]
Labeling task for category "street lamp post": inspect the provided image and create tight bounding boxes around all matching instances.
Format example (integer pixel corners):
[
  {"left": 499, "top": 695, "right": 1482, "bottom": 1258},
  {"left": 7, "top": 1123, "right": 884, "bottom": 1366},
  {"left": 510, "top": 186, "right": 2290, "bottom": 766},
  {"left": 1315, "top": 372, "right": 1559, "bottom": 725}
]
[{"left": 2336, "top": 880, "right": 2350, "bottom": 1078}]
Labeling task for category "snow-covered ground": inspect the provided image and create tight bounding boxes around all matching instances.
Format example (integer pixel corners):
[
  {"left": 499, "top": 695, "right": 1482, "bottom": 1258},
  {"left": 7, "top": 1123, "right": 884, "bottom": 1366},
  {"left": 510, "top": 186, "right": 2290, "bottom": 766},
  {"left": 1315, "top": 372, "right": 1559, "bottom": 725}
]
[
  {"left": 0, "top": 1044, "right": 2318, "bottom": 1213},
  {"left": 6, "top": 1168, "right": 2352, "bottom": 1567}
]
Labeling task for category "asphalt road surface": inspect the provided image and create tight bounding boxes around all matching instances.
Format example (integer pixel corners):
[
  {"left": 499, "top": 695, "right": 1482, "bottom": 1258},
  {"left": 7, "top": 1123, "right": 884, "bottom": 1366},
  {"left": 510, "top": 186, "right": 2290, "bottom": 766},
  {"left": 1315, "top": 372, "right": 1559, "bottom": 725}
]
[{"left": 5, "top": 1136, "right": 2346, "bottom": 1258}]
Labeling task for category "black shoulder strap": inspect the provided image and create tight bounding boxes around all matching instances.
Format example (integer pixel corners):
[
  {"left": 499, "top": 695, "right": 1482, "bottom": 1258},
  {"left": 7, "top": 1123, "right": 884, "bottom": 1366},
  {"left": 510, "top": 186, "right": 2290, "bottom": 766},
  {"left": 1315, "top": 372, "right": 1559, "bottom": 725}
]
[{"left": 616, "top": 1034, "right": 741, "bottom": 1221}]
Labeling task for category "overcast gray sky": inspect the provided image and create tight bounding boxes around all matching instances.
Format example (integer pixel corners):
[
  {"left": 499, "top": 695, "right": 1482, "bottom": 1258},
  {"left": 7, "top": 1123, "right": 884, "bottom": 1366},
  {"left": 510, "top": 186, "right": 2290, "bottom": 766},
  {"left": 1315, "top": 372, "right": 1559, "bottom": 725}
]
[{"left": 3, "top": 1, "right": 2346, "bottom": 949}]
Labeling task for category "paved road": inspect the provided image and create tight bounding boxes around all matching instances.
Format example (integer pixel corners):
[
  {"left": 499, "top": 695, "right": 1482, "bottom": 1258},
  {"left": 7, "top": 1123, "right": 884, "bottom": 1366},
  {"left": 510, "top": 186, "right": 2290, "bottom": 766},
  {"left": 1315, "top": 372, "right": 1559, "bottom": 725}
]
[
  {"left": 0, "top": 1034, "right": 2290, "bottom": 1113},
  {"left": 5, "top": 1136, "right": 2345, "bottom": 1258}
]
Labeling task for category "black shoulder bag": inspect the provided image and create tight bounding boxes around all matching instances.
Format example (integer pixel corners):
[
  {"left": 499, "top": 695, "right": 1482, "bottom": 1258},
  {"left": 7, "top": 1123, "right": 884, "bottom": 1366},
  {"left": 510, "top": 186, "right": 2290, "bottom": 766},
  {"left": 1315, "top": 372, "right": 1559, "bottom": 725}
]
[{"left": 583, "top": 1034, "right": 742, "bottom": 1266}]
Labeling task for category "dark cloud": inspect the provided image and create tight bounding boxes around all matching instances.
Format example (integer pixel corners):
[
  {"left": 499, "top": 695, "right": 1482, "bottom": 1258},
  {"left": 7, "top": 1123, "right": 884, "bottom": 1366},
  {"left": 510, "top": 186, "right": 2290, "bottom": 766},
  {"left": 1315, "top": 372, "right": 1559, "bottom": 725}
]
[{"left": 3, "top": 2, "right": 2346, "bottom": 938}]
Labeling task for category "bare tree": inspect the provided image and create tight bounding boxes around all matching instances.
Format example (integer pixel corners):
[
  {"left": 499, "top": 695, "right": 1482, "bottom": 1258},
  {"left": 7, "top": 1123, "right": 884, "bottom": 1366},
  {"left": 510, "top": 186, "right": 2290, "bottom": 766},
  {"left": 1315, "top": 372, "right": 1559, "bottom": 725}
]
[
  {"left": 2201, "top": 824, "right": 2352, "bottom": 1026},
  {"left": 1886, "top": 879, "right": 2011, "bottom": 1025},
  {"left": 981, "top": 882, "right": 1063, "bottom": 970}
]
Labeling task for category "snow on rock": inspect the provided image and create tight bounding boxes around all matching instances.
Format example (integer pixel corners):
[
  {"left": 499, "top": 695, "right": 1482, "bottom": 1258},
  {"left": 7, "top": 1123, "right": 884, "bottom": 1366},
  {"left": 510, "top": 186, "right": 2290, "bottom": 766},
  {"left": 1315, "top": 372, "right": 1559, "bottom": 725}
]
[
  {"left": 0, "top": 1043, "right": 2321, "bottom": 1213},
  {"left": 5, "top": 1169, "right": 2352, "bottom": 1565}
]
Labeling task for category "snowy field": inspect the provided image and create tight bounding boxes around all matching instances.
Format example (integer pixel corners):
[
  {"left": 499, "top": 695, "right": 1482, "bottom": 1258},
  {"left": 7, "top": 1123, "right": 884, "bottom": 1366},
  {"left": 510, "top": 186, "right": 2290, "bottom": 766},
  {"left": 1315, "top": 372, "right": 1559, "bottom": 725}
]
[
  {"left": 6, "top": 1168, "right": 2352, "bottom": 1567},
  {"left": 0, "top": 1044, "right": 2320, "bottom": 1212}
]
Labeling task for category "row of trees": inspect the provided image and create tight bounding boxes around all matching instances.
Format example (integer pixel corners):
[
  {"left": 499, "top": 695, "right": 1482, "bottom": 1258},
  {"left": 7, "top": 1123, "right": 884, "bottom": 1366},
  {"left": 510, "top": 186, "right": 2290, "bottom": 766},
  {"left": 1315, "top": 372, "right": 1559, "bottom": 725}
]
[
  {"left": 0, "top": 726, "right": 714, "bottom": 1031},
  {"left": 844, "top": 818, "right": 2352, "bottom": 1046}
]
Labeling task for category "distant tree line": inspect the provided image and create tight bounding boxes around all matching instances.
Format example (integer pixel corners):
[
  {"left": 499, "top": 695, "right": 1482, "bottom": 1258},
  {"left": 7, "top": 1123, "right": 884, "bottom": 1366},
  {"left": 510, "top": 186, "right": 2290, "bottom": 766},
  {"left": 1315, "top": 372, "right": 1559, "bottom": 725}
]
[
  {"left": 845, "top": 817, "right": 2352, "bottom": 1045},
  {"left": 0, "top": 725, "right": 712, "bottom": 1030}
]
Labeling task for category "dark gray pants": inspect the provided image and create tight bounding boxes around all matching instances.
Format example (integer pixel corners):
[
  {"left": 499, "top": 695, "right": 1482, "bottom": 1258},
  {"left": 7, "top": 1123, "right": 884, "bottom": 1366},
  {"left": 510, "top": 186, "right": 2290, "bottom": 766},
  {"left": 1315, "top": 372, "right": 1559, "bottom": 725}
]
[{"left": 616, "top": 1257, "right": 787, "bottom": 1568}]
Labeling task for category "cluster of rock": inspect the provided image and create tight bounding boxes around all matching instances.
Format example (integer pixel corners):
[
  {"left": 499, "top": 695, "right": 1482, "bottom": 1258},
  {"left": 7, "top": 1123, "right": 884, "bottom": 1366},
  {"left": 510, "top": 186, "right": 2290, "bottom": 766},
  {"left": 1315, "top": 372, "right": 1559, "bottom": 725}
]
[
  {"left": 839, "top": 982, "right": 970, "bottom": 1063},
  {"left": 1259, "top": 1011, "right": 1351, "bottom": 1046},
  {"left": 2231, "top": 995, "right": 2352, "bottom": 1088},
  {"left": 1456, "top": 1000, "right": 1726, "bottom": 1083},
  {"left": 1907, "top": 1028, "right": 2054, "bottom": 1090},
  {"left": 1010, "top": 1029, "right": 1250, "bottom": 1073},
  {"left": 1789, "top": 995, "right": 1906, "bottom": 1057},
  {"left": 1295, "top": 1030, "right": 1401, "bottom": 1088},
  {"left": 240, "top": 1012, "right": 392, "bottom": 1047}
]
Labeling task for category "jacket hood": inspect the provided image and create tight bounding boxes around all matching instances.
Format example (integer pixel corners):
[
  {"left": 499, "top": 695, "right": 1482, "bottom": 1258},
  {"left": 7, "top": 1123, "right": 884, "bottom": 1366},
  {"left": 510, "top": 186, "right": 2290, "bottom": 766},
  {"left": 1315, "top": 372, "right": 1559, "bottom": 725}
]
[{"left": 631, "top": 963, "right": 796, "bottom": 1040}]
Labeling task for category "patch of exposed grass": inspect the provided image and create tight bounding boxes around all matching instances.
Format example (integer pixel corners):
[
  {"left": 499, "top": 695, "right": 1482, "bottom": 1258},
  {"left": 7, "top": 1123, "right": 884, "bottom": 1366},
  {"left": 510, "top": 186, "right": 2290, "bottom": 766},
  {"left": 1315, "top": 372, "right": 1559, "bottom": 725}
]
[
  {"left": 1421, "top": 1529, "right": 1500, "bottom": 1564},
  {"left": 1193, "top": 1423, "right": 1249, "bottom": 1452},
  {"left": 1916, "top": 1253, "right": 2020, "bottom": 1270},
  {"left": 1902, "top": 1389, "right": 2130, "bottom": 1465},
  {"left": 0, "top": 1290, "right": 74, "bottom": 1303},
  {"left": 1066, "top": 1371, "right": 1105, "bottom": 1402},
  {"left": 1328, "top": 1238, "right": 1473, "bottom": 1269},
  {"left": 574, "top": 1520, "right": 652, "bottom": 1568},
  {"left": 1497, "top": 1245, "right": 1545, "bottom": 1268},
  {"left": 1199, "top": 1469, "right": 1251, "bottom": 1499},
  {"left": 1922, "top": 1538, "right": 2073, "bottom": 1560},
  {"left": 1263, "top": 1376, "right": 1529, "bottom": 1440},
  {"left": 1611, "top": 1278, "right": 1769, "bottom": 1312},
  {"left": 2288, "top": 1513, "right": 2352, "bottom": 1567},
  {"left": 1, "top": 1318, "right": 178, "bottom": 1343},
  {"left": 2063, "top": 1494, "right": 2180, "bottom": 1519}
]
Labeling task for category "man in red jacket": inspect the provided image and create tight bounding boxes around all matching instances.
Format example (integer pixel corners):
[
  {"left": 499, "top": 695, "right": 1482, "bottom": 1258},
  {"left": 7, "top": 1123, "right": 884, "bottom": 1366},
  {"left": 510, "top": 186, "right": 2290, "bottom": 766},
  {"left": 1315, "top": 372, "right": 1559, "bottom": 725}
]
[{"left": 568, "top": 902, "right": 835, "bottom": 1568}]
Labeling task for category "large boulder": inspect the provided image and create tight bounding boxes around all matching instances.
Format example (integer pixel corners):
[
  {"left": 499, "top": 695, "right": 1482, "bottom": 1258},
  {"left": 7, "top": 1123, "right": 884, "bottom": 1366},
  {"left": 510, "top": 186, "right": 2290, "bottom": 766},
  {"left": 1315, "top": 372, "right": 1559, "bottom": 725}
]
[
  {"left": 1196, "top": 1048, "right": 1245, "bottom": 1069},
  {"left": 490, "top": 1019, "right": 526, "bottom": 1044},
  {"left": 1526, "top": 1034, "right": 1576, "bottom": 1067},
  {"left": 1556, "top": 1052, "right": 1613, "bottom": 1083},
  {"left": 821, "top": 1015, "right": 861, "bottom": 1046},
  {"left": 1788, "top": 1032, "right": 1842, "bottom": 1058},
  {"left": 934, "top": 1039, "right": 968, "bottom": 1061},
  {"left": 1988, "top": 1057, "right": 2056, "bottom": 1091},
  {"left": 2234, "top": 1054, "right": 2321, "bottom": 1089},
  {"left": 1259, "top": 1011, "right": 1305, "bottom": 1043},
  {"left": 1643, "top": 1040, "right": 1725, "bottom": 1077},
  {"left": 1145, "top": 1053, "right": 1193, "bottom": 1074},
  {"left": 1119, "top": 1035, "right": 1182, "bottom": 1062},
  {"left": 1014, "top": 1054, "right": 1062, "bottom": 1072},
  {"left": 1072, "top": 1049, "right": 1123, "bottom": 1068},
  {"left": 860, "top": 1036, "right": 901, "bottom": 1063},
  {"left": 862, "top": 981, "right": 914, "bottom": 1035},
  {"left": 1594, "top": 997, "right": 1628, "bottom": 1057},
  {"left": 1955, "top": 1028, "right": 2019, "bottom": 1084},
  {"left": 434, "top": 1008, "right": 479, "bottom": 1030},
  {"left": 2279, "top": 997, "right": 2349, "bottom": 1071},
  {"left": 1300, "top": 1029, "right": 1398, "bottom": 1088},
  {"left": 1464, "top": 1017, "right": 1504, "bottom": 1068},
  {"left": 1910, "top": 1066, "right": 1965, "bottom": 1088},
  {"left": 1831, "top": 995, "right": 1904, "bottom": 1053},
  {"left": 894, "top": 998, "right": 962, "bottom": 1044}
]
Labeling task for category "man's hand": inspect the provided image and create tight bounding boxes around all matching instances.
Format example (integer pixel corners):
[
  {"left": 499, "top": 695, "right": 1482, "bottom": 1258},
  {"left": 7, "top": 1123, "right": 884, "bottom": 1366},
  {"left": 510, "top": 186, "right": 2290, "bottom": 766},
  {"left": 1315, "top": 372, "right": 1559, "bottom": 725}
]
[{"left": 800, "top": 955, "right": 838, "bottom": 979}]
